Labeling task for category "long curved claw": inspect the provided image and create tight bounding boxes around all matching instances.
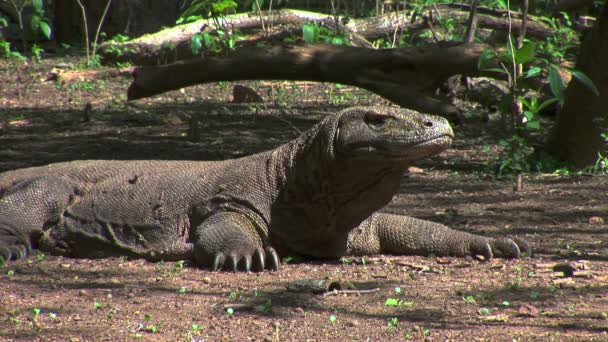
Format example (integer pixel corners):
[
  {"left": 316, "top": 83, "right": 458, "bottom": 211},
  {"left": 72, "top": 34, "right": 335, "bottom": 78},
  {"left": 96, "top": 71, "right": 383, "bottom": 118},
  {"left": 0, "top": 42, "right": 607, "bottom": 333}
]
[
  {"left": 265, "top": 246, "right": 280, "bottom": 271},
  {"left": 472, "top": 241, "right": 493, "bottom": 261},
  {"left": 253, "top": 247, "right": 265, "bottom": 272},
  {"left": 227, "top": 254, "right": 239, "bottom": 272},
  {"left": 212, "top": 253, "right": 225, "bottom": 271},
  {"left": 242, "top": 255, "right": 252, "bottom": 272},
  {"left": 8, "top": 245, "right": 27, "bottom": 259}
]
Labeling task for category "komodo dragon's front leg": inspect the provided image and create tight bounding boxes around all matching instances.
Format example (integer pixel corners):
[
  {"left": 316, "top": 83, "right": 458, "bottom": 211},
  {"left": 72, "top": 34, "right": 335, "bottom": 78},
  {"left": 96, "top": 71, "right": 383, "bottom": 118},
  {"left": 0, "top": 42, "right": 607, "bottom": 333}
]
[
  {"left": 192, "top": 212, "right": 279, "bottom": 272},
  {"left": 347, "top": 213, "right": 530, "bottom": 259}
]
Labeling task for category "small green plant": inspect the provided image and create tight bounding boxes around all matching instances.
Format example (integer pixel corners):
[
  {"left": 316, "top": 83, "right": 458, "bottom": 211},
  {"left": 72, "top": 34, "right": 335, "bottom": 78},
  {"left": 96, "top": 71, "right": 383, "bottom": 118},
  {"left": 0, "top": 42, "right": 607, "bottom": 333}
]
[
  {"left": 178, "top": 287, "right": 187, "bottom": 294},
  {"left": 589, "top": 133, "right": 608, "bottom": 174},
  {"left": 180, "top": 1, "right": 242, "bottom": 55},
  {"left": 463, "top": 295, "right": 476, "bottom": 304},
  {"left": 102, "top": 34, "right": 136, "bottom": 66},
  {"left": 479, "top": 307, "right": 491, "bottom": 316},
  {"left": 302, "top": 22, "right": 349, "bottom": 45},
  {"left": 94, "top": 301, "right": 102, "bottom": 309},
  {"left": 501, "top": 300, "right": 511, "bottom": 306},
  {"left": 35, "top": 253, "right": 45, "bottom": 262},
  {"left": 225, "top": 307, "right": 234, "bottom": 317},
  {"left": 190, "top": 323, "right": 203, "bottom": 336},
  {"left": 31, "top": 307, "right": 41, "bottom": 332},
  {"left": 48, "top": 312, "right": 57, "bottom": 321},
  {"left": 394, "top": 287, "right": 402, "bottom": 295},
  {"left": 172, "top": 260, "right": 186, "bottom": 273},
  {"left": 477, "top": 9, "right": 598, "bottom": 177},
  {"left": 7, "top": 269, "right": 15, "bottom": 277},
  {"left": 228, "top": 290, "right": 240, "bottom": 300},
  {"left": 143, "top": 314, "right": 161, "bottom": 333},
  {"left": 328, "top": 314, "right": 337, "bottom": 324},
  {"left": 30, "top": 44, "right": 43, "bottom": 63},
  {"left": 387, "top": 317, "right": 398, "bottom": 331},
  {"left": 385, "top": 298, "right": 415, "bottom": 307}
]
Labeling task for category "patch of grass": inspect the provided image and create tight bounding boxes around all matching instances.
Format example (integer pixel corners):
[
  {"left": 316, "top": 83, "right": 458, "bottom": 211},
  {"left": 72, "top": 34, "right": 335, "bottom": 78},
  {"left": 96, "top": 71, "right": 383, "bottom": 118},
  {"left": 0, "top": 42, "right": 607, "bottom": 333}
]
[
  {"left": 387, "top": 317, "right": 398, "bottom": 331},
  {"left": 463, "top": 295, "right": 476, "bottom": 304},
  {"left": 385, "top": 298, "right": 415, "bottom": 307}
]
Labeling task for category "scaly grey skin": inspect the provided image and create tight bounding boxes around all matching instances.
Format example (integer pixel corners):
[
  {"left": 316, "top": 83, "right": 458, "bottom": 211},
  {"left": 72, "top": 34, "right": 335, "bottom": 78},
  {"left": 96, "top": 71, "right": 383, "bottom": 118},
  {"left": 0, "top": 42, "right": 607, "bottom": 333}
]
[{"left": 0, "top": 106, "right": 529, "bottom": 271}]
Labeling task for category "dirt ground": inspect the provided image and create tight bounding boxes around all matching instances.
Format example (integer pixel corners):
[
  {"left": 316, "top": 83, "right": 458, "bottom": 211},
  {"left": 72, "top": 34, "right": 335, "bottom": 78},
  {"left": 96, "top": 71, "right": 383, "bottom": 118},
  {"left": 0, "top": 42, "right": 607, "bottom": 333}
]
[{"left": 0, "top": 54, "right": 607, "bottom": 342}]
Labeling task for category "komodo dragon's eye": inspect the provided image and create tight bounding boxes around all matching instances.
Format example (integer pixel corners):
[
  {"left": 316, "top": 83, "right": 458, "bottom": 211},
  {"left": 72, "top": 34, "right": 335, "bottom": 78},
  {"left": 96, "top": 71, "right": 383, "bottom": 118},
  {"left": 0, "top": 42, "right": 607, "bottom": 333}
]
[{"left": 365, "top": 113, "right": 392, "bottom": 127}]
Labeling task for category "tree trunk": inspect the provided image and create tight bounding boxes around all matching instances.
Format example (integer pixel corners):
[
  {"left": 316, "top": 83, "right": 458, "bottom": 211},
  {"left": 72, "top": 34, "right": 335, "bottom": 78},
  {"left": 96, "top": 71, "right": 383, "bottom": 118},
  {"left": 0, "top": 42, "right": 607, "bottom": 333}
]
[
  {"left": 127, "top": 43, "right": 491, "bottom": 119},
  {"left": 548, "top": 1, "right": 608, "bottom": 168}
]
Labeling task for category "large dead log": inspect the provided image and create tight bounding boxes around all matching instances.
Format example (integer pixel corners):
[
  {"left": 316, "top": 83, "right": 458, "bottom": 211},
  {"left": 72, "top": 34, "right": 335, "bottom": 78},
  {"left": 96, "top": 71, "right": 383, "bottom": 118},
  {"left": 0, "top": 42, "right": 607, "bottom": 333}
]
[
  {"left": 101, "top": 5, "right": 553, "bottom": 66},
  {"left": 127, "top": 43, "right": 491, "bottom": 118}
]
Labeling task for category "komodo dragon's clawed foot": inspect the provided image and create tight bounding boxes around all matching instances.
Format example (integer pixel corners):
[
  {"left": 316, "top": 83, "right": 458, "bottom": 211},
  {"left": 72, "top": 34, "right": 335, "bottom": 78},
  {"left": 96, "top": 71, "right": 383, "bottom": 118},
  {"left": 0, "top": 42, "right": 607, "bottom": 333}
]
[
  {"left": 212, "top": 246, "right": 279, "bottom": 272},
  {"left": 466, "top": 236, "right": 530, "bottom": 261},
  {"left": 489, "top": 237, "right": 531, "bottom": 259},
  {"left": 0, "top": 229, "right": 30, "bottom": 264}
]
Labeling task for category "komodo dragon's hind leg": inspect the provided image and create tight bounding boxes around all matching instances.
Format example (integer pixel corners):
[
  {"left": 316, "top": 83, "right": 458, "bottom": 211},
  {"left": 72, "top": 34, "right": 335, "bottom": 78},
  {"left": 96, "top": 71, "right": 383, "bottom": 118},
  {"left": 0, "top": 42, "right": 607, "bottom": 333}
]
[
  {"left": 193, "top": 212, "right": 279, "bottom": 272},
  {"left": 348, "top": 213, "right": 531, "bottom": 259}
]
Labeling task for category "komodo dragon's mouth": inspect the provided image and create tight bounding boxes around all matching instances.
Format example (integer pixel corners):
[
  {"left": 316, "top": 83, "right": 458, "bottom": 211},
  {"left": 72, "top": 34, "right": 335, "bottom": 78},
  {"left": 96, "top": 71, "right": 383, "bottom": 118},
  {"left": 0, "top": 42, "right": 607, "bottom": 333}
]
[{"left": 351, "top": 132, "right": 454, "bottom": 157}]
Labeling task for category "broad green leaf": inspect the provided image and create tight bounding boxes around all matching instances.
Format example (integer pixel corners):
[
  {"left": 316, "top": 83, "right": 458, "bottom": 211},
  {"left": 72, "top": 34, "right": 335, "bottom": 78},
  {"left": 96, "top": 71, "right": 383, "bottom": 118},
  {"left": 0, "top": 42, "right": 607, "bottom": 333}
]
[
  {"left": 501, "top": 38, "right": 516, "bottom": 64},
  {"left": 202, "top": 32, "right": 215, "bottom": 49},
  {"left": 330, "top": 36, "right": 344, "bottom": 45},
  {"left": 190, "top": 33, "right": 203, "bottom": 55},
  {"left": 522, "top": 111, "right": 535, "bottom": 121},
  {"left": 39, "top": 21, "right": 51, "bottom": 40},
  {"left": 212, "top": 0, "right": 237, "bottom": 14},
  {"left": 29, "top": 14, "right": 41, "bottom": 33},
  {"left": 536, "top": 98, "right": 559, "bottom": 113},
  {"left": 302, "top": 23, "right": 318, "bottom": 44},
  {"left": 519, "top": 97, "right": 531, "bottom": 110},
  {"left": 32, "top": 0, "right": 43, "bottom": 12},
  {"left": 515, "top": 42, "right": 536, "bottom": 65},
  {"left": 525, "top": 66, "right": 542, "bottom": 78},
  {"left": 0, "top": 17, "right": 8, "bottom": 27},
  {"left": 181, "top": 2, "right": 208, "bottom": 19},
  {"left": 571, "top": 70, "right": 600, "bottom": 96},
  {"left": 484, "top": 67, "right": 508, "bottom": 74},
  {"left": 252, "top": 0, "right": 265, "bottom": 12},
  {"left": 477, "top": 49, "right": 496, "bottom": 71},
  {"left": 548, "top": 66, "right": 565, "bottom": 104},
  {"left": 526, "top": 120, "right": 540, "bottom": 129}
]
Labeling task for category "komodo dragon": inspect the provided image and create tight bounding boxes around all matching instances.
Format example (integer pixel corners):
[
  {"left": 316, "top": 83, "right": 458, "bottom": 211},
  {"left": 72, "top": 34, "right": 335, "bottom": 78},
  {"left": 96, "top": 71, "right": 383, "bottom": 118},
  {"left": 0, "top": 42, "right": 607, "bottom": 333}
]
[{"left": 0, "top": 106, "right": 528, "bottom": 271}]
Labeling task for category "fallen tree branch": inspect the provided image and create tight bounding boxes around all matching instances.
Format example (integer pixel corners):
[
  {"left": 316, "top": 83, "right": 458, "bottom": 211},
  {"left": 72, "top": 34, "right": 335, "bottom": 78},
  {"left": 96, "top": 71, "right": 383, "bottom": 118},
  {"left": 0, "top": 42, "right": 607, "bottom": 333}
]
[
  {"left": 127, "top": 43, "right": 493, "bottom": 118},
  {"left": 322, "top": 288, "right": 380, "bottom": 297}
]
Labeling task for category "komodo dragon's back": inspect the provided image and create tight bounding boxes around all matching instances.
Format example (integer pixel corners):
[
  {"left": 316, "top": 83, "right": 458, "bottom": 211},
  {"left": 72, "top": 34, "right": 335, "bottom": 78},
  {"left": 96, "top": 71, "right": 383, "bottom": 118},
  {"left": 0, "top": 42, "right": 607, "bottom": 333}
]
[{"left": 0, "top": 106, "right": 529, "bottom": 271}]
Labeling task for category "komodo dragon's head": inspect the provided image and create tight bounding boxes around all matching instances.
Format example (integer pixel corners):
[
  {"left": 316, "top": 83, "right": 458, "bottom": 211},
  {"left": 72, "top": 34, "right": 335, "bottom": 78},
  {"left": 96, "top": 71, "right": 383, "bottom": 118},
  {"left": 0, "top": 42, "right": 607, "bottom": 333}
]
[
  {"left": 269, "top": 106, "right": 454, "bottom": 257},
  {"left": 333, "top": 106, "right": 454, "bottom": 163}
]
